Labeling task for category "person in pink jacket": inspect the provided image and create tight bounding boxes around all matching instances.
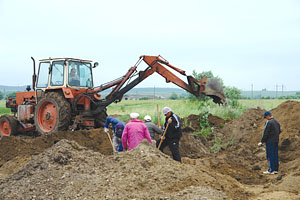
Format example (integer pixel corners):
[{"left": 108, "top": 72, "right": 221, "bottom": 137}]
[{"left": 122, "top": 112, "right": 152, "bottom": 151}]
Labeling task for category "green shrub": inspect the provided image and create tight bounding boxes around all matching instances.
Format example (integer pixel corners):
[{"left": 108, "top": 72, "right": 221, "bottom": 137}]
[
  {"left": 193, "top": 127, "right": 213, "bottom": 137},
  {"left": 210, "top": 136, "right": 222, "bottom": 153}
]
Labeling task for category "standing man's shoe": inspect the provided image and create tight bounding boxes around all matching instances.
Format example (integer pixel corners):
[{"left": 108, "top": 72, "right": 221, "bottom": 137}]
[{"left": 263, "top": 170, "right": 272, "bottom": 174}]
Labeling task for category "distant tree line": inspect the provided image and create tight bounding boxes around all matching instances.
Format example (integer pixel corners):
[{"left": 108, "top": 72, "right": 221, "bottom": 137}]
[
  {"left": 277, "top": 93, "right": 300, "bottom": 99},
  {"left": 0, "top": 91, "right": 16, "bottom": 100},
  {"left": 242, "top": 92, "right": 300, "bottom": 100}
]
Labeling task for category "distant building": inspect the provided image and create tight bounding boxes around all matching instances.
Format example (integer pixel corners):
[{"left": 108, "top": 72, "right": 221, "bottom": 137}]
[{"left": 122, "top": 94, "right": 164, "bottom": 100}]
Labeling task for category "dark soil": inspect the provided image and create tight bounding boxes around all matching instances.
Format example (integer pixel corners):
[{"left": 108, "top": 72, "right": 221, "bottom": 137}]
[{"left": 1, "top": 100, "right": 300, "bottom": 199}]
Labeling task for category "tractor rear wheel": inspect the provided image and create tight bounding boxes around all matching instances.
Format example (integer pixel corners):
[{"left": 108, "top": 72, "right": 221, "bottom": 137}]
[
  {"left": 0, "top": 115, "right": 18, "bottom": 136},
  {"left": 94, "top": 108, "right": 108, "bottom": 128},
  {"left": 34, "top": 92, "right": 71, "bottom": 134}
]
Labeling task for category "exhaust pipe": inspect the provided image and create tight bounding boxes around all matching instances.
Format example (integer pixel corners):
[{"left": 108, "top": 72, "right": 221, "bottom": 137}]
[{"left": 31, "top": 57, "right": 37, "bottom": 91}]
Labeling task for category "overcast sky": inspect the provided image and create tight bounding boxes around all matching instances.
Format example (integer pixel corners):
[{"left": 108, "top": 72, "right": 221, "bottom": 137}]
[{"left": 0, "top": 0, "right": 299, "bottom": 91}]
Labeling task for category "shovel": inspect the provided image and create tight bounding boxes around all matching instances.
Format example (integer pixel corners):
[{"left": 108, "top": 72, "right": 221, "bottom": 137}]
[
  {"left": 105, "top": 130, "right": 117, "bottom": 153},
  {"left": 158, "top": 122, "right": 170, "bottom": 149}
]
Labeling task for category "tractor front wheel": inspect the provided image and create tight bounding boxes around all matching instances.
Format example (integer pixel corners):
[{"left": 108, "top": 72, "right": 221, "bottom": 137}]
[
  {"left": 0, "top": 115, "right": 18, "bottom": 136},
  {"left": 34, "top": 92, "right": 71, "bottom": 134}
]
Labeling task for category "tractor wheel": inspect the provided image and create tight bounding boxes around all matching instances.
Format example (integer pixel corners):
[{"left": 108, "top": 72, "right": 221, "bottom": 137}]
[
  {"left": 34, "top": 92, "right": 71, "bottom": 134},
  {"left": 0, "top": 115, "right": 18, "bottom": 136},
  {"left": 94, "top": 108, "right": 108, "bottom": 128}
]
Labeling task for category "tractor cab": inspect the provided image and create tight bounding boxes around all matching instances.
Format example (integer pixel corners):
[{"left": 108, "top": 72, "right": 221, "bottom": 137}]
[{"left": 36, "top": 58, "right": 97, "bottom": 89}]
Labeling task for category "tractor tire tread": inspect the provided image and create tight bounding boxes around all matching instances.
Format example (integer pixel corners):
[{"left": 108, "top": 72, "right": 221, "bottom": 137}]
[
  {"left": 0, "top": 115, "right": 18, "bottom": 136},
  {"left": 35, "top": 92, "right": 71, "bottom": 134}
]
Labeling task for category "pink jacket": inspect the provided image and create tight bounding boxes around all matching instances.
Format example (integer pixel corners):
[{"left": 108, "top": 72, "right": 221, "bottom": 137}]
[{"left": 121, "top": 119, "right": 152, "bottom": 151}]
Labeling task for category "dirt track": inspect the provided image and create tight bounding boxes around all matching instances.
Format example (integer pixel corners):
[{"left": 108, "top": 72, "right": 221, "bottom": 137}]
[{"left": 0, "top": 100, "right": 300, "bottom": 199}]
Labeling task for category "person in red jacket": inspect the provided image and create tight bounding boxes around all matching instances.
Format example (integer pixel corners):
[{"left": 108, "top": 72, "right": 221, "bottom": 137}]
[{"left": 122, "top": 112, "right": 152, "bottom": 151}]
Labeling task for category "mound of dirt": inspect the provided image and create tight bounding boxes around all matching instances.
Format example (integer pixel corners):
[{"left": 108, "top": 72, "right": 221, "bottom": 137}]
[
  {"left": 270, "top": 100, "right": 300, "bottom": 162},
  {"left": 0, "top": 128, "right": 113, "bottom": 177},
  {"left": 0, "top": 139, "right": 248, "bottom": 199},
  {"left": 209, "top": 100, "right": 300, "bottom": 198},
  {"left": 183, "top": 114, "right": 228, "bottom": 132}
]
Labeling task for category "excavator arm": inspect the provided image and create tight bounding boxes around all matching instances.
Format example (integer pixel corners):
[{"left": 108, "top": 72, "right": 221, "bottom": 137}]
[
  {"left": 141, "top": 55, "right": 226, "bottom": 103},
  {"left": 80, "top": 55, "right": 226, "bottom": 116}
]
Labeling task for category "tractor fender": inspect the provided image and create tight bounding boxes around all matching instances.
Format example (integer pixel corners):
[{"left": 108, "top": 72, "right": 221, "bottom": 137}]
[{"left": 62, "top": 88, "right": 74, "bottom": 99}]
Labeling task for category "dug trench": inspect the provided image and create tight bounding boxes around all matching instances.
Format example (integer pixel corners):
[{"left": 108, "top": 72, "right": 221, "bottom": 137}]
[{"left": 0, "top": 100, "right": 300, "bottom": 199}]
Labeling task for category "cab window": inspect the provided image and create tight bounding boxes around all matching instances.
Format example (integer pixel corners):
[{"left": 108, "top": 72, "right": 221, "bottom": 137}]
[
  {"left": 50, "top": 61, "right": 64, "bottom": 86},
  {"left": 36, "top": 62, "right": 50, "bottom": 88},
  {"left": 68, "top": 61, "right": 93, "bottom": 87}
]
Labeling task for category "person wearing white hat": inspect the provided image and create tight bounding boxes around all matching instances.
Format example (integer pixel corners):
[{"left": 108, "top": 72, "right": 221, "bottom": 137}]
[
  {"left": 144, "top": 115, "right": 163, "bottom": 140},
  {"left": 157, "top": 107, "right": 182, "bottom": 162},
  {"left": 130, "top": 112, "right": 139, "bottom": 119},
  {"left": 121, "top": 112, "right": 152, "bottom": 151}
]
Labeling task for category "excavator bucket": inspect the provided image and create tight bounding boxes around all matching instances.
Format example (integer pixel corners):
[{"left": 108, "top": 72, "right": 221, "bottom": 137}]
[{"left": 187, "top": 76, "right": 227, "bottom": 104}]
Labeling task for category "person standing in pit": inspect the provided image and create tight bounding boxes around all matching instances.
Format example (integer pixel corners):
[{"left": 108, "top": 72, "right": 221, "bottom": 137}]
[
  {"left": 104, "top": 116, "right": 126, "bottom": 152},
  {"left": 156, "top": 107, "right": 182, "bottom": 162},
  {"left": 122, "top": 113, "right": 152, "bottom": 151},
  {"left": 258, "top": 111, "right": 281, "bottom": 174},
  {"left": 144, "top": 115, "right": 163, "bottom": 140}
]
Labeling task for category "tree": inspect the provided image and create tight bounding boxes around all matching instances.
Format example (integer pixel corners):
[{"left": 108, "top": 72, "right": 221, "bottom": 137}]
[
  {"left": 192, "top": 70, "right": 224, "bottom": 86},
  {"left": 224, "top": 86, "right": 242, "bottom": 107},
  {"left": 139, "top": 96, "right": 150, "bottom": 100},
  {"left": 169, "top": 92, "right": 179, "bottom": 100},
  {"left": 188, "top": 70, "right": 242, "bottom": 107},
  {"left": 0, "top": 91, "right": 4, "bottom": 100},
  {"left": 188, "top": 70, "right": 224, "bottom": 101},
  {"left": 7, "top": 92, "right": 16, "bottom": 98}
]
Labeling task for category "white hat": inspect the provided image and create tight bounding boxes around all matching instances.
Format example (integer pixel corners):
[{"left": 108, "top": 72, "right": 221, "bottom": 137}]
[
  {"left": 130, "top": 112, "right": 139, "bottom": 119},
  {"left": 144, "top": 115, "right": 151, "bottom": 121},
  {"left": 162, "top": 107, "right": 171, "bottom": 115}
]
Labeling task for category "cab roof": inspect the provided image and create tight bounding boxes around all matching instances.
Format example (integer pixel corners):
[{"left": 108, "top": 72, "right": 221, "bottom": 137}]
[{"left": 39, "top": 57, "right": 93, "bottom": 63}]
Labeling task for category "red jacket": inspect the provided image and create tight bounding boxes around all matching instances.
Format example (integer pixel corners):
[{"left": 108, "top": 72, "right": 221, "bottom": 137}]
[{"left": 121, "top": 119, "right": 152, "bottom": 151}]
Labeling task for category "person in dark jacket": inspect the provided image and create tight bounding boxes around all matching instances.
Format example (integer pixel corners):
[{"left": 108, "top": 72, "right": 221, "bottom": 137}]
[
  {"left": 104, "top": 116, "right": 125, "bottom": 152},
  {"left": 258, "top": 111, "right": 281, "bottom": 174},
  {"left": 156, "top": 107, "right": 182, "bottom": 162},
  {"left": 144, "top": 115, "right": 163, "bottom": 140}
]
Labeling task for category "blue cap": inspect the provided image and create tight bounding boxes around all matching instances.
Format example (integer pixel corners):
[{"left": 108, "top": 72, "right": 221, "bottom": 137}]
[
  {"left": 115, "top": 123, "right": 124, "bottom": 138},
  {"left": 264, "top": 111, "right": 271, "bottom": 118}
]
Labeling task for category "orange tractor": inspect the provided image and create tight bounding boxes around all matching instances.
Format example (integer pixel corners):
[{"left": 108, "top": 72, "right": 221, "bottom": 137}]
[{"left": 0, "top": 55, "right": 226, "bottom": 136}]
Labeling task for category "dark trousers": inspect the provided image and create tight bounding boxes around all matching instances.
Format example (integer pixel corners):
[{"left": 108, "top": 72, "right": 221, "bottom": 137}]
[
  {"left": 156, "top": 138, "right": 181, "bottom": 162},
  {"left": 266, "top": 141, "right": 279, "bottom": 172}
]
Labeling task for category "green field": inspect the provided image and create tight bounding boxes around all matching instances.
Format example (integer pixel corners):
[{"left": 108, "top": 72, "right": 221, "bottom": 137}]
[
  {"left": 106, "top": 99, "right": 292, "bottom": 123},
  {"left": 0, "top": 100, "right": 10, "bottom": 115},
  {"left": 1, "top": 99, "right": 295, "bottom": 124}
]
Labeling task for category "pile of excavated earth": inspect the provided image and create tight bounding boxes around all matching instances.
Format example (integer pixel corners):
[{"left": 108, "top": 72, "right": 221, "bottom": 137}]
[{"left": 0, "top": 100, "right": 300, "bottom": 199}]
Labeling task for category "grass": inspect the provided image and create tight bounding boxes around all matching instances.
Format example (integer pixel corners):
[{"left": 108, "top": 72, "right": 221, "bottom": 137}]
[
  {"left": 107, "top": 99, "right": 212, "bottom": 124},
  {"left": 0, "top": 100, "right": 11, "bottom": 115},
  {"left": 107, "top": 99, "right": 295, "bottom": 123}
]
